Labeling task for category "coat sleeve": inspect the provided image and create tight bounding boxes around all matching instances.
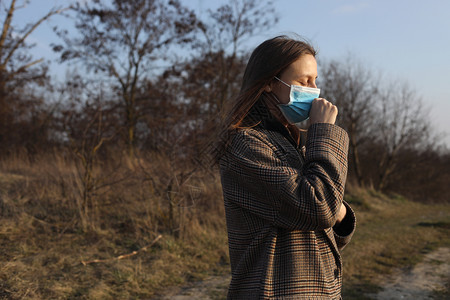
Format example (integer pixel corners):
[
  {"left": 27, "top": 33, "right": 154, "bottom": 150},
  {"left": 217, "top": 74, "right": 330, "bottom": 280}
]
[
  {"left": 333, "top": 200, "right": 356, "bottom": 250},
  {"left": 221, "top": 123, "right": 351, "bottom": 231}
]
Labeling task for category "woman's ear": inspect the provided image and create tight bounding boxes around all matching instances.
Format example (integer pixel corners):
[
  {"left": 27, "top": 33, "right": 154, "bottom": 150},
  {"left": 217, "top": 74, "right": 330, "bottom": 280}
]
[{"left": 264, "top": 84, "right": 272, "bottom": 93}]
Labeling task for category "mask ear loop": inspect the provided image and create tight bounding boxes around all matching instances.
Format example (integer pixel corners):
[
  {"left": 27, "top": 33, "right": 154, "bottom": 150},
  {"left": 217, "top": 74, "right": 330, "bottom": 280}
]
[
  {"left": 274, "top": 76, "right": 291, "bottom": 88},
  {"left": 270, "top": 92, "right": 282, "bottom": 104},
  {"left": 272, "top": 76, "right": 291, "bottom": 105},
  {"left": 264, "top": 78, "right": 283, "bottom": 104}
]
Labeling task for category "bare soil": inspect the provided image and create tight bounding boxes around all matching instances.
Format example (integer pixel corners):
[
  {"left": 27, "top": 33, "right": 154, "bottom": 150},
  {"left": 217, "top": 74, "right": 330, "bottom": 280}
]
[
  {"left": 367, "top": 247, "right": 450, "bottom": 299},
  {"left": 156, "top": 275, "right": 230, "bottom": 300}
]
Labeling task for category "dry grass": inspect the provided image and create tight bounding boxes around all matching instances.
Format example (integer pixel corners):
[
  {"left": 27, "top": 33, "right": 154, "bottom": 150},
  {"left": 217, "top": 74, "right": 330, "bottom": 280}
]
[
  {"left": 0, "top": 152, "right": 449, "bottom": 299},
  {"left": 0, "top": 151, "right": 229, "bottom": 299}
]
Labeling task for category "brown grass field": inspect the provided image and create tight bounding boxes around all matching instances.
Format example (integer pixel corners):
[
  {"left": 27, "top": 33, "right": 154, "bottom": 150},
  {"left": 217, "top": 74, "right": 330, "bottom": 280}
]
[{"left": 0, "top": 153, "right": 449, "bottom": 299}]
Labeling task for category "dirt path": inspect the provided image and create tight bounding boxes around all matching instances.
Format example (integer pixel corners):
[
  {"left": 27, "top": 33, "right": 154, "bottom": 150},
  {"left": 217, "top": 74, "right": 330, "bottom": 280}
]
[
  {"left": 156, "top": 275, "right": 230, "bottom": 300},
  {"left": 368, "top": 247, "right": 450, "bottom": 299},
  {"left": 157, "top": 248, "right": 450, "bottom": 299}
]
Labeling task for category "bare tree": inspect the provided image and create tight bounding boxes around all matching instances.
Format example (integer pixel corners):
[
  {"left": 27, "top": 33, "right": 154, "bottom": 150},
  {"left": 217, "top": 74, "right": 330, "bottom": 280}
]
[
  {"left": 53, "top": 0, "right": 198, "bottom": 158},
  {"left": 375, "top": 82, "right": 431, "bottom": 190},
  {"left": 155, "top": 0, "right": 278, "bottom": 160},
  {"left": 193, "top": 0, "right": 278, "bottom": 115},
  {"left": 320, "top": 56, "right": 379, "bottom": 186},
  {"left": 0, "top": 0, "right": 66, "bottom": 94},
  {"left": 0, "top": 0, "right": 67, "bottom": 152},
  {"left": 320, "top": 55, "right": 435, "bottom": 192}
]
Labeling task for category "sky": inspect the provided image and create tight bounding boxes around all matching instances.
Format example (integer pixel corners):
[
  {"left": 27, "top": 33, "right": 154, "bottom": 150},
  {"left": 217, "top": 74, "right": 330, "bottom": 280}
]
[{"left": 11, "top": 0, "right": 450, "bottom": 147}]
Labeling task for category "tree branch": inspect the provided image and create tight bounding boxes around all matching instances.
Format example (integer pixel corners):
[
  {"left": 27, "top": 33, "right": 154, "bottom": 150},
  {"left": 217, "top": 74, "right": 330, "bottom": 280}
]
[
  {"left": 81, "top": 234, "right": 163, "bottom": 265},
  {"left": 7, "top": 58, "right": 43, "bottom": 79},
  {"left": 0, "top": 0, "right": 16, "bottom": 52},
  {"left": 2, "top": 5, "right": 69, "bottom": 68}
]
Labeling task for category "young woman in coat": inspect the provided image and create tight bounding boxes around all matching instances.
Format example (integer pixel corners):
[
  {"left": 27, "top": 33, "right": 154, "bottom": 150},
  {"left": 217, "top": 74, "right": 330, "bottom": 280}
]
[{"left": 217, "top": 35, "right": 356, "bottom": 299}]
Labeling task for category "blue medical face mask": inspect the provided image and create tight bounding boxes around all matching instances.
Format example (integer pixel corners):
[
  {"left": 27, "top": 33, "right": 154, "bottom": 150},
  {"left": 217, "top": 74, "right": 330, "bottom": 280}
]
[{"left": 274, "top": 76, "right": 320, "bottom": 124}]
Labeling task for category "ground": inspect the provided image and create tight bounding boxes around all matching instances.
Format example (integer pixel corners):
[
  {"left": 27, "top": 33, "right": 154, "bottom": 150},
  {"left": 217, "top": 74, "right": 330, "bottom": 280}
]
[
  {"left": 156, "top": 275, "right": 230, "bottom": 300},
  {"left": 368, "top": 247, "right": 450, "bottom": 299},
  {"left": 157, "top": 247, "right": 450, "bottom": 300}
]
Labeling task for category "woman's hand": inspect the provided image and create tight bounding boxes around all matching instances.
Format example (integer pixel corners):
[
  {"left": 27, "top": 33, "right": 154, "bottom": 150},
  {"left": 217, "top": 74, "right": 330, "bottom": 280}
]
[
  {"left": 335, "top": 203, "right": 347, "bottom": 225},
  {"left": 309, "top": 98, "right": 338, "bottom": 125}
]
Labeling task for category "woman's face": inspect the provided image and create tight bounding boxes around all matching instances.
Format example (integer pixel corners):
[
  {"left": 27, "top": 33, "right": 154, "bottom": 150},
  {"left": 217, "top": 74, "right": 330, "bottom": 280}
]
[{"left": 269, "top": 54, "right": 318, "bottom": 104}]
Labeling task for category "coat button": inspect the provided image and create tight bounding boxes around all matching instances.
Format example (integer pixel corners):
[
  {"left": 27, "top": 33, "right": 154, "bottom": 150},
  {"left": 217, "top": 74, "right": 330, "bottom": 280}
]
[{"left": 334, "top": 269, "right": 339, "bottom": 279}]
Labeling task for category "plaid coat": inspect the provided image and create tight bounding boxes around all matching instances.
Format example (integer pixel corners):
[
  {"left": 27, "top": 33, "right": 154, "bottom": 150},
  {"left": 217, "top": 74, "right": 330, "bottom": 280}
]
[{"left": 219, "top": 99, "right": 356, "bottom": 299}]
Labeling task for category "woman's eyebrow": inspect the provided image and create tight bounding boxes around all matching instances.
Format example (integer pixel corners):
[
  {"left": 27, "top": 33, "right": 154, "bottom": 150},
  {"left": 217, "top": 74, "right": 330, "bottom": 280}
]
[{"left": 295, "top": 73, "right": 317, "bottom": 80}]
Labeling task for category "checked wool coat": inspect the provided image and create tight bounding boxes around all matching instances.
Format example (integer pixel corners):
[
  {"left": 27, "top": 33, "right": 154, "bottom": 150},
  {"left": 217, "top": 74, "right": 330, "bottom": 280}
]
[{"left": 219, "top": 98, "right": 356, "bottom": 299}]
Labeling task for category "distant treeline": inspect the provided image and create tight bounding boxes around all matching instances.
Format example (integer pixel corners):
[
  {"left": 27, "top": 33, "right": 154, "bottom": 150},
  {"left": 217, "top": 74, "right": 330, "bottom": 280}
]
[{"left": 0, "top": 0, "right": 448, "bottom": 203}]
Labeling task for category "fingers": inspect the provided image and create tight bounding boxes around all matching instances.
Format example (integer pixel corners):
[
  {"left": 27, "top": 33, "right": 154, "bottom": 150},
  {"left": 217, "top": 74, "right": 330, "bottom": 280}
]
[
  {"left": 313, "top": 98, "right": 338, "bottom": 114},
  {"left": 335, "top": 202, "right": 347, "bottom": 225},
  {"left": 309, "top": 98, "right": 338, "bottom": 125}
]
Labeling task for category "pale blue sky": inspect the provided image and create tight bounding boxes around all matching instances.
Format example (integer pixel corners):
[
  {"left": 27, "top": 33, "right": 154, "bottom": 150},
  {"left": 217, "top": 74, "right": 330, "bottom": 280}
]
[{"left": 14, "top": 0, "right": 450, "bottom": 146}]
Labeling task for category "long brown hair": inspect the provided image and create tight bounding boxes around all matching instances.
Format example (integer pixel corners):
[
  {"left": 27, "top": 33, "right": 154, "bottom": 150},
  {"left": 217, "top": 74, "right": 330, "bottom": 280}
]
[{"left": 213, "top": 35, "right": 317, "bottom": 162}]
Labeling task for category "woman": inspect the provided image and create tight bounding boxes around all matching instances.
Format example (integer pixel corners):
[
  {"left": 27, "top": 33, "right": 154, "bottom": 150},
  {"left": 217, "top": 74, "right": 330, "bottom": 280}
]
[{"left": 217, "top": 36, "right": 356, "bottom": 299}]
